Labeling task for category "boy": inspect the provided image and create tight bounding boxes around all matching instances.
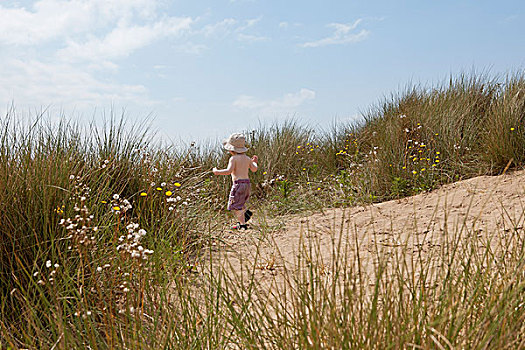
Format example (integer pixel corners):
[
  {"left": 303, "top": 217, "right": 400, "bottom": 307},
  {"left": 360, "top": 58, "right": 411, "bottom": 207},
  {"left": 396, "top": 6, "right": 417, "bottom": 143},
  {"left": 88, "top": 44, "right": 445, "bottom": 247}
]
[{"left": 212, "top": 133, "right": 258, "bottom": 230}]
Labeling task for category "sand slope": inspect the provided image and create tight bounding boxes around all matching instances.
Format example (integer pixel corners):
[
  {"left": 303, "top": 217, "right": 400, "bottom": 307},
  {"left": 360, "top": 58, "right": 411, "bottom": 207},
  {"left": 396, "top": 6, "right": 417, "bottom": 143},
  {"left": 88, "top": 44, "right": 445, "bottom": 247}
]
[{"left": 206, "top": 169, "right": 525, "bottom": 293}]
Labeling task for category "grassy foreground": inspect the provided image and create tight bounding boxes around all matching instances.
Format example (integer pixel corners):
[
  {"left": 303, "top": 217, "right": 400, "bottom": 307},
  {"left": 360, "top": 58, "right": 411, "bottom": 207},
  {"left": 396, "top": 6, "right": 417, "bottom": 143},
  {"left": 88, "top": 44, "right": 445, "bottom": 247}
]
[{"left": 1, "top": 72, "right": 524, "bottom": 348}]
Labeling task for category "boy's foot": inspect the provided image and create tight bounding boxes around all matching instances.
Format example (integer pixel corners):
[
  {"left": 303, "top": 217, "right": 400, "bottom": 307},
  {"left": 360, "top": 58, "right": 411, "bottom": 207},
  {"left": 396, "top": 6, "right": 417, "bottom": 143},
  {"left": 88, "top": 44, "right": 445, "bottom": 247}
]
[
  {"left": 232, "top": 222, "right": 249, "bottom": 230},
  {"left": 244, "top": 209, "right": 253, "bottom": 223}
]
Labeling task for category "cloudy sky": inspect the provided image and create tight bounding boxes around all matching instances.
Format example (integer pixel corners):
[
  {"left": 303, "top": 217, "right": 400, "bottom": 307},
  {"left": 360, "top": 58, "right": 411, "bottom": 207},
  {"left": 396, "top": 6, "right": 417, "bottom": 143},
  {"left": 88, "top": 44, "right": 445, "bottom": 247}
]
[{"left": 1, "top": 0, "right": 524, "bottom": 143}]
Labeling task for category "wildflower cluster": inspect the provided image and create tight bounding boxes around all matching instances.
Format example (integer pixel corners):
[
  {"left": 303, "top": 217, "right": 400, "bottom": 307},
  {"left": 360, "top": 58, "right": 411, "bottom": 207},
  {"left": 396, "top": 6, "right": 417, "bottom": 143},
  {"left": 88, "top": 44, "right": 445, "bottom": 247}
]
[
  {"left": 99, "top": 159, "right": 110, "bottom": 170},
  {"left": 401, "top": 119, "right": 442, "bottom": 175},
  {"left": 260, "top": 174, "right": 286, "bottom": 189},
  {"left": 109, "top": 193, "right": 132, "bottom": 216},
  {"left": 116, "top": 223, "right": 154, "bottom": 261},
  {"left": 143, "top": 180, "right": 192, "bottom": 212},
  {"left": 336, "top": 134, "right": 359, "bottom": 157},
  {"left": 260, "top": 174, "right": 295, "bottom": 199},
  {"left": 59, "top": 175, "right": 97, "bottom": 252},
  {"left": 295, "top": 142, "right": 319, "bottom": 155},
  {"left": 33, "top": 260, "right": 60, "bottom": 286}
]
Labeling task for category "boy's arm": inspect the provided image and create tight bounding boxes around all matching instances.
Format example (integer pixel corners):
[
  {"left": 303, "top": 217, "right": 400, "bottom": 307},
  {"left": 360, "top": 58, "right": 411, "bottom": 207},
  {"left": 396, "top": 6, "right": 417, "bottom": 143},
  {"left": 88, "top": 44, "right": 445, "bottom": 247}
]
[
  {"left": 249, "top": 155, "right": 258, "bottom": 172},
  {"left": 213, "top": 157, "right": 234, "bottom": 175}
]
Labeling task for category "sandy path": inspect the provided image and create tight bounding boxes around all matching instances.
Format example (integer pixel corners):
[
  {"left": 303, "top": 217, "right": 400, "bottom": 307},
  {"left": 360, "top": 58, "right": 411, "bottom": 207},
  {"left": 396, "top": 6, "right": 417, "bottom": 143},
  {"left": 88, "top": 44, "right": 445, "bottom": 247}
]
[{"left": 203, "top": 169, "right": 525, "bottom": 296}]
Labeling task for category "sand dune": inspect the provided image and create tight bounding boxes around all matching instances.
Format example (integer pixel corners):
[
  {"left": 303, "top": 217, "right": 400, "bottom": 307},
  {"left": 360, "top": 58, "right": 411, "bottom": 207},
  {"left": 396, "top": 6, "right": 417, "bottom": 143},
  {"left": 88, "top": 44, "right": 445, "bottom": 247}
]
[{"left": 205, "top": 169, "right": 525, "bottom": 296}]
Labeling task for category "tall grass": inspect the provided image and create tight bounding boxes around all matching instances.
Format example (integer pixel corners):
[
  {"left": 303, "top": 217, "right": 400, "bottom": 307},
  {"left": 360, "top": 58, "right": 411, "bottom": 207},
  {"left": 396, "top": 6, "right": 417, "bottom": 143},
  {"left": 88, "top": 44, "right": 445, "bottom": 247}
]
[
  {"left": 1, "top": 71, "right": 524, "bottom": 348},
  {"left": 180, "top": 203, "right": 525, "bottom": 349}
]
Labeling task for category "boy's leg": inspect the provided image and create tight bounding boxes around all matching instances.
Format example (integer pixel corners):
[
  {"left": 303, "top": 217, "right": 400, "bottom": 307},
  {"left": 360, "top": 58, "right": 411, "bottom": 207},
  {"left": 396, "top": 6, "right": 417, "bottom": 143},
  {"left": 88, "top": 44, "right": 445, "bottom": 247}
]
[{"left": 233, "top": 209, "right": 245, "bottom": 225}]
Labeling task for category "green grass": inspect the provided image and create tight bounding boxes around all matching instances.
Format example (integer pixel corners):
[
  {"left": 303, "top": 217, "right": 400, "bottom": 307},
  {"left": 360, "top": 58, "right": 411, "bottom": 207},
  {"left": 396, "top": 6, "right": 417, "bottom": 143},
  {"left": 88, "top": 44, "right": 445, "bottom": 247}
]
[{"left": 1, "top": 71, "right": 525, "bottom": 348}]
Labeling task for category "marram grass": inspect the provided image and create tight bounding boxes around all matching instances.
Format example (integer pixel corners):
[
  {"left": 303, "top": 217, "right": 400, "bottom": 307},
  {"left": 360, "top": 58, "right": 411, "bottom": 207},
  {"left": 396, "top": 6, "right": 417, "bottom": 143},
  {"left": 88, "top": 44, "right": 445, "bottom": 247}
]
[{"left": 1, "top": 71, "right": 524, "bottom": 348}]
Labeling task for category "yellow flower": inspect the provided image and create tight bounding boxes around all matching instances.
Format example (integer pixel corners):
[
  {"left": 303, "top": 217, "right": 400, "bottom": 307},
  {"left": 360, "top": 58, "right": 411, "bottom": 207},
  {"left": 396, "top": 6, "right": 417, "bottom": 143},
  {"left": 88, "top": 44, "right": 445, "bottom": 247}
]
[
  {"left": 165, "top": 191, "right": 172, "bottom": 197},
  {"left": 140, "top": 192, "right": 147, "bottom": 197},
  {"left": 412, "top": 170, "right": 417, "bottom": 175},
  {"left": 156, "top": 187, "right": 162, "bottom": 191},
  {"left": 263, "top": 171, "right": 267, "bottom": 175},
  {"left": 54, "top": 206, "right": 64, "bottom": 214},
  {"left": 113, "top": 206, "right": 121, "bottom": 211},
  {"left": 435, "top": 159, "right": 440, "bottom": 163},
  {"left": 421, "top": 168, "right": 426, "bottom": 172},
  {"left": 297, "top": 145, "right": 301, "bottom": 149},
  {"left": 174, "top": 183, "right": 181, "bottom": 187},
  {"left": 101, "top": 200, "right": 107, "bottom": 204},
  {"left": 317, "top": 187, "right": 321, "bottom": 191},
  {"left": 511, "top": 127, "right": 515, "bottom": 131},
  {"left": 436, "top": 151, "right": 440, "bottom": 155}
]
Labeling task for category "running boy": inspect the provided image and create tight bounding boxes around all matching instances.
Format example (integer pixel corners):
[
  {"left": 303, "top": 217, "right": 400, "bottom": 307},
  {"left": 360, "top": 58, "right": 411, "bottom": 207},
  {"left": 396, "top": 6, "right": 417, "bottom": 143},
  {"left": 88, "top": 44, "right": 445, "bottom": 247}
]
[{"left": 212, "top": 133, "right": 258, "bottom": 230}]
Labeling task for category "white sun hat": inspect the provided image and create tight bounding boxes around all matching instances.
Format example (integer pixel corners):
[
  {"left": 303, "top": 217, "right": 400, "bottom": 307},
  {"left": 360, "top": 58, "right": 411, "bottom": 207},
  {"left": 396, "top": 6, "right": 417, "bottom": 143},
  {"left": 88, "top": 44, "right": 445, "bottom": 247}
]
[{"left": 222, "top": 133, "right": 249, "bottom": 153}]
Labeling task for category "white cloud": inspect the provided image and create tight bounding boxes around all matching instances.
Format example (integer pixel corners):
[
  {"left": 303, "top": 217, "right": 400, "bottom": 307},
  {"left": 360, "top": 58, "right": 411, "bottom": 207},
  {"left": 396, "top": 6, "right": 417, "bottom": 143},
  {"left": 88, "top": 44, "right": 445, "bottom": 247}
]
[
  {"left": 0, "top": 58, "right": 149, "bottom": 109},
  {"left": 300, "top": 19, "right": 369, "bottom": 48},
  {"left": 193, "top": 16, "right": 266, "bottom": 47},
  {"left": 232, "top": 88, "right": 315, "bottom": 116},
  {"left": 0, "top": 0, "right": 189, "bottom": 114},
  {"left": 199, "top": 17, "right": 262, "bottom": 39},
  {"left": 0, "top": 0, "right": 271, "bottom": 121},
  {"left": 58, "top": 17, "right": 193, "bottom": 63},
  {"left": 239, "top": 17, "right": 262, "bottom": 31},
  {"left": 173, "top": 42, "right": 208, "bottom": 54},
  {"left": 0, "top": 0, "right": 159, "bottom": 46},
  {"left": 279, "top": 21, "right": 289, "bottom": 29},
  {"left": 237, "top": 33, "right": 268, "bottom": 43},
  {"left": 201, "top": 18, "right": 237, "bottom": 37}
]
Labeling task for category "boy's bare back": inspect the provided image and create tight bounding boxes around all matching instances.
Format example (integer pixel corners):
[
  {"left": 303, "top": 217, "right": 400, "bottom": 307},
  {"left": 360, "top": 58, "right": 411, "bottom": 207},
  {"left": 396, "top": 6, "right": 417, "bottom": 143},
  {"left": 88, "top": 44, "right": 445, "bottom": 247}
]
[{"left": 229, "top": 154, "right": 258, "bottom": 181}]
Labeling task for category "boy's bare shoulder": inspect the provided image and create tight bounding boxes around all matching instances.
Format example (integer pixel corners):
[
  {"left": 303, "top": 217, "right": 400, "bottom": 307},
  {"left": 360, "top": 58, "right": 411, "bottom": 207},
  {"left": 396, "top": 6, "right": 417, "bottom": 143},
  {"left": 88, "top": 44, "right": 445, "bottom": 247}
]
[{"left": 231, "top": 153, "right": 250, "bottom": 160}]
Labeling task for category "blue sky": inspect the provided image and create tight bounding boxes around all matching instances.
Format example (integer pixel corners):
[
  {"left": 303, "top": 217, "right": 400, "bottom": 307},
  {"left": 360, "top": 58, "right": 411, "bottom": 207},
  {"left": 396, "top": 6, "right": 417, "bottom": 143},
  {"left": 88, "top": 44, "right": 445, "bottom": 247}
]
[{"left": 1, "top": 0, "right": 524, "bottom": 143}]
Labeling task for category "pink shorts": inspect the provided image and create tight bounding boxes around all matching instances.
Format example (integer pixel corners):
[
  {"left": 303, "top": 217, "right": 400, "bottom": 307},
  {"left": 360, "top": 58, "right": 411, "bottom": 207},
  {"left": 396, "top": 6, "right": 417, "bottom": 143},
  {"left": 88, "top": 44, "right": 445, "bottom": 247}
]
[{"left": 228, "top": 179, "right": 250, "bottom": 211}]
